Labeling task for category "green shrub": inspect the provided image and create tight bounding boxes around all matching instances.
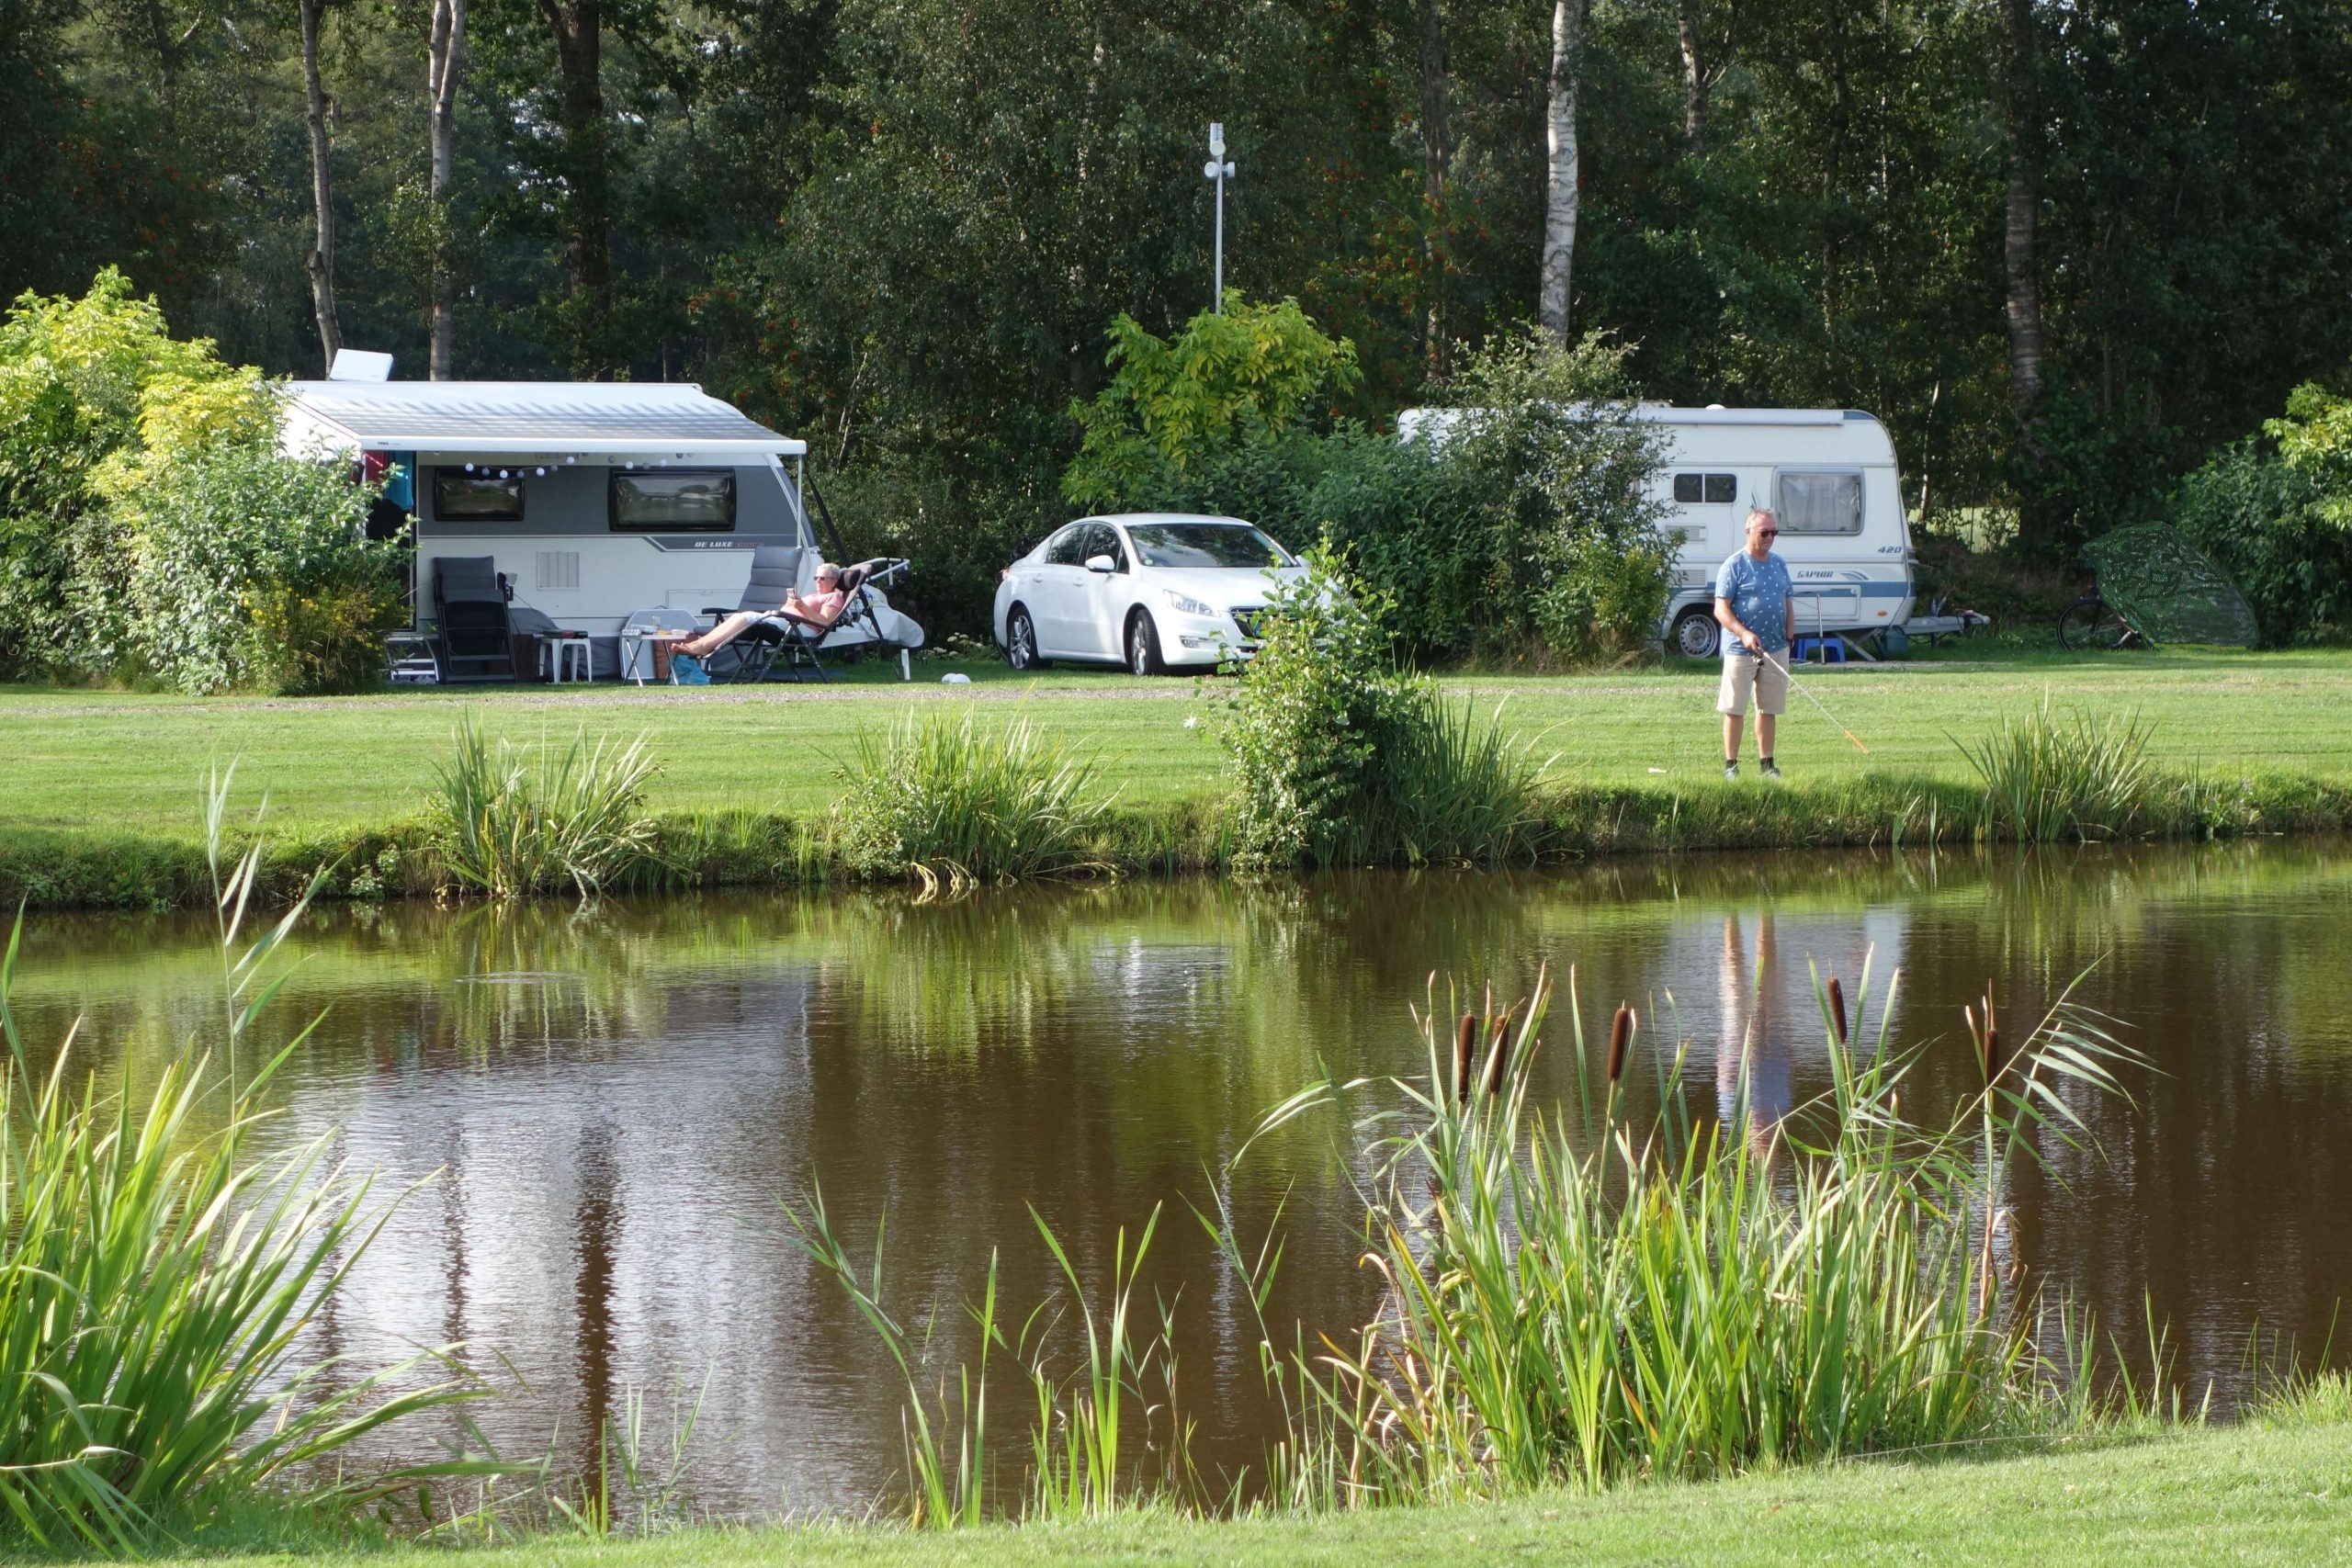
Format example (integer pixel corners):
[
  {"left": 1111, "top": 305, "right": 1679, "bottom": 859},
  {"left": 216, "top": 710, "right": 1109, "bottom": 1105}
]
[
  {"left": 2267, "top": 375, "right": 2352, "bottom": 529},
  {"left": 1061, "top": 295, "right": 1362, "bottom": 510},
  {"left": 0, "top": 269, "right": 275, "bottom": 681},
  {"left": 428, "top": 717, "right": 663, "bottom": 898},
  {"left": 1066, "top": 321, "right": 1672, "bottom": 670},
  {"left": 2169, "top": 440, "right": 2351, "bottom": 647},
  {"left": 1215, "top": 555, "right": 1551, "bottom": 868},
  {"left": 831, "top": 705, "right": 1116, "bottom": 886},
  {"left": 111, "top": 446, "right": 403, "bottom": 694}
]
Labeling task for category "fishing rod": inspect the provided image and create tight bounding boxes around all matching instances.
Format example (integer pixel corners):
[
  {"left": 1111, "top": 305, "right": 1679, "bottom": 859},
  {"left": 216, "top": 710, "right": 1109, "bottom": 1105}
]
[{"left": 1765, "top": 649, "right": 1870, "bottom": 754}]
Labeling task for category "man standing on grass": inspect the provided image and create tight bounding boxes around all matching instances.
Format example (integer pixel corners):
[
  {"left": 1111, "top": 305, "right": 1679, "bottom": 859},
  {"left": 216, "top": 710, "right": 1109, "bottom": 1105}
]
[{"left": 1714, "top": 507, "right": 1795, "bottom": 781}]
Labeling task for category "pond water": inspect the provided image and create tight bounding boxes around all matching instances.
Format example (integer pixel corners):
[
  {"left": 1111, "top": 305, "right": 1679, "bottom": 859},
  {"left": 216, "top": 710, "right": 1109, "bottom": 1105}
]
[{"left": 11, "top": 841, "right": 2352, "bottom": 1517}]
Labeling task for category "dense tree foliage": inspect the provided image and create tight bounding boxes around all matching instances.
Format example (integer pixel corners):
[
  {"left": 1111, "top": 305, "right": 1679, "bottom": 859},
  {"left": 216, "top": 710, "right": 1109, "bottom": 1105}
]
[
  {"left": 6, "top": 0, "right": 2352, "bottom": 632},
  {"left": 0, "top": 273, "right": 400, "bottom": 689}
]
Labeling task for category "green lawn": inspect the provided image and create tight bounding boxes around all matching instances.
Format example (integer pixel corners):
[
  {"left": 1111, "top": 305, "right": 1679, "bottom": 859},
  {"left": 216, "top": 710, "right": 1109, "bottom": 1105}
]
[
  {"left": 5, "top": 647, "right": 2350, "bottom": 839},
  {"left": 151, "top": 1417, "right": 2352, "bottom": 1567}
]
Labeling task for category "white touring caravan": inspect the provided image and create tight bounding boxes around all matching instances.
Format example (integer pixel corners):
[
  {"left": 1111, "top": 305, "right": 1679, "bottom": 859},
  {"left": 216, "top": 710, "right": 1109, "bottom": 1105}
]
[
  {"left": 1396, "top": 404, "right": 1915, "bottom": 658},
  {"left": 277, "top": 373, "right": 829, "bottom": 671}
]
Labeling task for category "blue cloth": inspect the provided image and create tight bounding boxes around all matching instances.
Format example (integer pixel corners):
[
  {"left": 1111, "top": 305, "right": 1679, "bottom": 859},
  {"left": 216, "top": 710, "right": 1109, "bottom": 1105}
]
[{"left": 1713, "top": 551, "right": 1793, "bottom": 657}]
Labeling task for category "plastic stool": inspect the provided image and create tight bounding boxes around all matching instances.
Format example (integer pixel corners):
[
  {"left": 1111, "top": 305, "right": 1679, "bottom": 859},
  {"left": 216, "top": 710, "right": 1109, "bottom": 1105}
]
[
  {"left": 539, "top": 634, "right": 593, "bottom": 682},
  {"left": 1792, "top": 636, "right": 1847, "bottom": 664}
]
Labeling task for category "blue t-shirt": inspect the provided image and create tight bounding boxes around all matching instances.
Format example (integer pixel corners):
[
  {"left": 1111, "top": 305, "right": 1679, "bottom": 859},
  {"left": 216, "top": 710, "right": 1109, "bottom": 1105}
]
[{"left": 1713, "top": 551, "right": 1792, "bottom": 657}]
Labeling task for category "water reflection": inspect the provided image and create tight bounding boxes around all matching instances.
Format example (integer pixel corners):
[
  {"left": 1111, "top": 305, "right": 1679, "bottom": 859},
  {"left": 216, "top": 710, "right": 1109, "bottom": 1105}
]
[{"left": 9, "top": 840, "right": 2352, "bottom": 1515}]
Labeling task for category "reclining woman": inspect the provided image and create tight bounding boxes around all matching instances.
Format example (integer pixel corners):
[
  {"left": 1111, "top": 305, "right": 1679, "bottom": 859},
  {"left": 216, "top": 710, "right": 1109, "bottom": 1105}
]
[{"left": 671, "top": 561, "right": 848, "bottom": 681}]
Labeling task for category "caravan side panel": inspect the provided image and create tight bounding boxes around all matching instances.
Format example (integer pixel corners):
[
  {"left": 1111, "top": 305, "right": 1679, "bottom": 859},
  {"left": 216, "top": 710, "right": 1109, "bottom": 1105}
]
[{"left": 411, "top": 462, "right": 813, "bottom": 636}]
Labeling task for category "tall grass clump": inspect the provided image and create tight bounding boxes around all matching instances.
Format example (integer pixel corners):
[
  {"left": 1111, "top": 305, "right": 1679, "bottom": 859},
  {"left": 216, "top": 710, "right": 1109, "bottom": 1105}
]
[
  {"left": 781, "top": 1190, "right": 1191, "bottom": 1528},
  {"left": 1241, "top": 962, "right": 2143, "bottom": 1501},
  {"left": 831, "top": 706, "right": 1115, "bottom": 888},
  {"left": 428, "top": 716, "right": 662, "bottom": 898},
  {"left": 0, "top": 772, "right": 476, "bottom": 1550},
  {"left": 1958, "top": 694, "right": 2160, "bottom": 841},
  {"left": 1216, "top": 552, "right": 1552, "bottom": 868}
]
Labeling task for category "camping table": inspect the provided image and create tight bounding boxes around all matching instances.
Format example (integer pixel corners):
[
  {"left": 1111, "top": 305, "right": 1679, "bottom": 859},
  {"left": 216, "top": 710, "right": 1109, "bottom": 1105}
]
[{"left": 621, "top": 630, "right": 691, "bottom": 685}]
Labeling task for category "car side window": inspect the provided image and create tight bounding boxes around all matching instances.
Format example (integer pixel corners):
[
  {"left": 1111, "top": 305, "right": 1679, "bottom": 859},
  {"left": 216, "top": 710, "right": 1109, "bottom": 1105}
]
[
  {"left": 1043, "top": 526, "right": 1087, "bottom": 566},
  {"left": 1085, "top": 524, "right": 1127, "bottom": 570}
]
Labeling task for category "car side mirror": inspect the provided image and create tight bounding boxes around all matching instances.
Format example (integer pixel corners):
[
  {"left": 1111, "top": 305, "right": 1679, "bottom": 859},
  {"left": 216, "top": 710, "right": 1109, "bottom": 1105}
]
[{"left": 1084, "top": 554, "right": 1116, "bottom": 574}]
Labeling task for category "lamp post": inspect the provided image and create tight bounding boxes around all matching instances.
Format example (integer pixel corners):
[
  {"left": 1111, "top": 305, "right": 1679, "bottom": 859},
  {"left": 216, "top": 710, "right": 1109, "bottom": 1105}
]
[{"left": 1203, "top": 123, "right": 1236, "bottom": 312}]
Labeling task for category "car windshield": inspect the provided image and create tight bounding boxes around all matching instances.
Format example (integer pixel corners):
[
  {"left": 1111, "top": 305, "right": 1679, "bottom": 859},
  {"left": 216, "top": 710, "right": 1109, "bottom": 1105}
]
[{"left": 1125, "top": 523, "right": 1293, "bottom": 570}]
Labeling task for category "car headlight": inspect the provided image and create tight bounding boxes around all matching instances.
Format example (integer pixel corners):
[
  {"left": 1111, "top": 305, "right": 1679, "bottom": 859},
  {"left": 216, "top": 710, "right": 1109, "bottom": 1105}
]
[{"left": 1163, "top": 591, "right": 1217, "bottom": 618}]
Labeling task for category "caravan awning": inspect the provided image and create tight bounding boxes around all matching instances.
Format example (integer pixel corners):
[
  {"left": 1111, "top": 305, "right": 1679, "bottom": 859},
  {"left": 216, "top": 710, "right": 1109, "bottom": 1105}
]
[{"left": 278, "top": 379, "right": 808, "bottom": 458}]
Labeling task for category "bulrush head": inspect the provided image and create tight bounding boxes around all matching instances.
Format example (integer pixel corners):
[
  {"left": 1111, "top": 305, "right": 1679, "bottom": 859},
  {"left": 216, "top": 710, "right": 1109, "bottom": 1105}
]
[
  {"left": 1983, "top": 988, "right": 2002, "bottom": 1081},
  {"left": 1482, "top": 1010, "right": 1514, "bottom": 1097},
  {"left": 1827, "top": 977, "right": 1849, "bottom": 1045},
  {"left": 1607, "top": 1003, "right": 1634, "bottom": 1084},
  {"left": 1454, "top": 1014, "right": 1478, "bottom": 1105}
]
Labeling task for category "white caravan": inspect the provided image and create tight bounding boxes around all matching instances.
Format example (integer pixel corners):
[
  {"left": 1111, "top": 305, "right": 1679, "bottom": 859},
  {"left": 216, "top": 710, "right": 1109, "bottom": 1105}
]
[
  {"left": 1395, "top": 404, "right": 1914, "bottom": 657},
  {"left": 277, "top": 377, "right": 824, "bottom": 663}
]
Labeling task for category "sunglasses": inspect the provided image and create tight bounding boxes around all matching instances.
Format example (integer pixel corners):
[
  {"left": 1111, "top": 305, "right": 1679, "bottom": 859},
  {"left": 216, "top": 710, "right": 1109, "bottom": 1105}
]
[{"left": 1755, "top": 529, "right": 1779, "bottom": 537}]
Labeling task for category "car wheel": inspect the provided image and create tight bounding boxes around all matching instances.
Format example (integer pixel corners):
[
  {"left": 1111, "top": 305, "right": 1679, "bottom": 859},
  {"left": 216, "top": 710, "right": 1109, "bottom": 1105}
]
[
  {"left": 1006, "top": 605, "right": 1048, "bottom": 671},
  {"left": 1126, "top": 610, "right": 1165, "bottom": 675},
  {"left": 1670, "top": 604, "right": 1721, "bottom": 660}
]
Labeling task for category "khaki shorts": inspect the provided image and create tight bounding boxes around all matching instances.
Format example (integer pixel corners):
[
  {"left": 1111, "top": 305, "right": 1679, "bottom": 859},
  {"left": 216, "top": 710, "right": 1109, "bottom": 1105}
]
[{"left": 1718, "top": 653, "right": 1789, "bottom": 716}]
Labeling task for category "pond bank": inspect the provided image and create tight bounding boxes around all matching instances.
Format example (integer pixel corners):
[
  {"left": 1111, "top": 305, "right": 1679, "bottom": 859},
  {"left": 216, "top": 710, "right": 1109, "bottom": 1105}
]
[
  {"left": 6, "top": 768, "right": 2350, "bottom": 911},
  {"left": 141, "top": 1416, "right": 2352, "bottom": 1566}
]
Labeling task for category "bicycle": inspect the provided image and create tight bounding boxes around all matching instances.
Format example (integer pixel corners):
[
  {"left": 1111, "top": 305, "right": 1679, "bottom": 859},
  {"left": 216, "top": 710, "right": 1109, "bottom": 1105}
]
[{"left": 2055, "top": 573, "right": 2146, "bottom": 651}]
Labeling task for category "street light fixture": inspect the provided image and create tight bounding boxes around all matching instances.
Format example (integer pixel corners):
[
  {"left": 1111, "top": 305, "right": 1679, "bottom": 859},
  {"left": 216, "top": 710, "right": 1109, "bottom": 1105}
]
[{"left": 1203, "top": 122, "right": 1236, "bottom": 312}]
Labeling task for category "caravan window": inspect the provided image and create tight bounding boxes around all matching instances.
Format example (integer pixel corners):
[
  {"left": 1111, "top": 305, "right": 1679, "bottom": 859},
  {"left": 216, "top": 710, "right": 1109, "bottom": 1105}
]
[
  {"left": 434, "top": 470, "right": 526, "bottom": 521},
  {"left": 1775, "top": 471, "right": 1863, "bottom": 535},
  {"left": 1672, "top": 473, "right": 1739, "bottom": 505},
  {"left": 609, "top": 468, "right": 736, "bottom": 532}
]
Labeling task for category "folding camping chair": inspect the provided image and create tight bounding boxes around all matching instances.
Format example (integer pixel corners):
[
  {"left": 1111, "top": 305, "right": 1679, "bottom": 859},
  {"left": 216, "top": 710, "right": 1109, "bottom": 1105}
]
[
  {"left": 433, "top": 555, "right": 517, "bottom": 682},
  {"left": 700, "top": 553, "right": 914, "bottom": 682}
]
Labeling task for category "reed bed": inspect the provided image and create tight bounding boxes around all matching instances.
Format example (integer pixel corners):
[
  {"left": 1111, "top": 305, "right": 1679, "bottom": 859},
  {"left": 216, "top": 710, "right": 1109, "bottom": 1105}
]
[
  {"left": 427, "top": 716, "right": 662, "bottom": 898},
  {"left": 0, "top": 771, "right": 477, "bottom": 1550},
  {"left": 1242, "top": 965, "right": 2144, "bottom": 1503},
  {"left": 1345, "top": 688, "right": 1555, "bottom": 867},
  {"left": 831, "top": 707, "right": 1118, "bottom": 888},
  {"left": 1958, "top": 696, "right": 2161, "bottom": 841},
  {"left": 781, "top": 1190, "right": 1191, "bottom": 1529},
  {"left": 792, "top": 954, "right": 2154, "bottom": 1529}
]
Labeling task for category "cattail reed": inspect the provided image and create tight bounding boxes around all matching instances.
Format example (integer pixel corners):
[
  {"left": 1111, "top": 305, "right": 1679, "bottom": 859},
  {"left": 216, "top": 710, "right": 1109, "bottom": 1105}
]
[
  {"left": 1481, "top": 1010, "right": 1514, "bottom": 1098},
  {"left": 1606, "top": 1003, "right": 1634, "bottom": 1083},
  {"left": 1982, "top": 988, "right": 2002, "bottom": 1082},
  {"left": 1454, "top": 1013, "right": 1478, "bottom": 1104},
  {"left": 1826, "top": 976, "right": 1849, "bottom": 1045}
]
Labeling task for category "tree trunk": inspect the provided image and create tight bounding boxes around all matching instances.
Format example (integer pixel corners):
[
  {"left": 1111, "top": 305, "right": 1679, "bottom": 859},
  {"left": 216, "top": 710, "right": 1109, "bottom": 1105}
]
[
  {"left": 427, "top": 0, "right": 465, "bottom": 379},
  {"left": 1418, "top": 0, "right": 1453, "bottom": 378},
  {"left": 1677, "top": 0, "right": 1707, "bottom": 152},
  {"left": 538, "top": 0, "right": 612, "bottom": 377},
  {"left": 299, "top": 0, "right": 340, "bottom": 373},
  {"left": 1820, "top": 1, "right": 1850, "bottom": 342},
  {"left": 2000, "top": 0, "right": 2047, "bottom": 452},
  {"left": 1538, "top": 0, "right": 1580, "bottom": 343}
]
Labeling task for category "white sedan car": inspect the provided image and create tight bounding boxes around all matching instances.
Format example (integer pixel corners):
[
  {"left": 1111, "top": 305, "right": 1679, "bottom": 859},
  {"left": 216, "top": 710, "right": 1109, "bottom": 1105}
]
[{"left": 992, "top": 513, "right": 1305, "bottom": 674}]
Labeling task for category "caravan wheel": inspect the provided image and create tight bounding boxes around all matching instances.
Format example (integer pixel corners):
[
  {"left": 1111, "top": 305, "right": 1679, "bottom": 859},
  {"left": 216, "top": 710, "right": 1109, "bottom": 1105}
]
[{"left": 1670, "top": 605, "right": 1722, "bottom": 660}]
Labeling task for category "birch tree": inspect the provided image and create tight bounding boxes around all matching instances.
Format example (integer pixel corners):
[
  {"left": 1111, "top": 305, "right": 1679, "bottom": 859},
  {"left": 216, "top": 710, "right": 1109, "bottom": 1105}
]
[
  {"left": 299, "top": 0, "right": 341, "bottom": 371},
  {"left": 426, "top": 0, "right": 464, "bottom": 378},
  {"left": 1538, "top": 0, "right": 1580, "bottom": 344}
]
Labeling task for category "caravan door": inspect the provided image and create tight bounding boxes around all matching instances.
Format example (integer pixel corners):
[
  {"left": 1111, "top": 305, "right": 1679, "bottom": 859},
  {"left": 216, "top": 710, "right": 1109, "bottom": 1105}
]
[{"left": 1772, "top": 468, "right": 1866, "bottom": 635}]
